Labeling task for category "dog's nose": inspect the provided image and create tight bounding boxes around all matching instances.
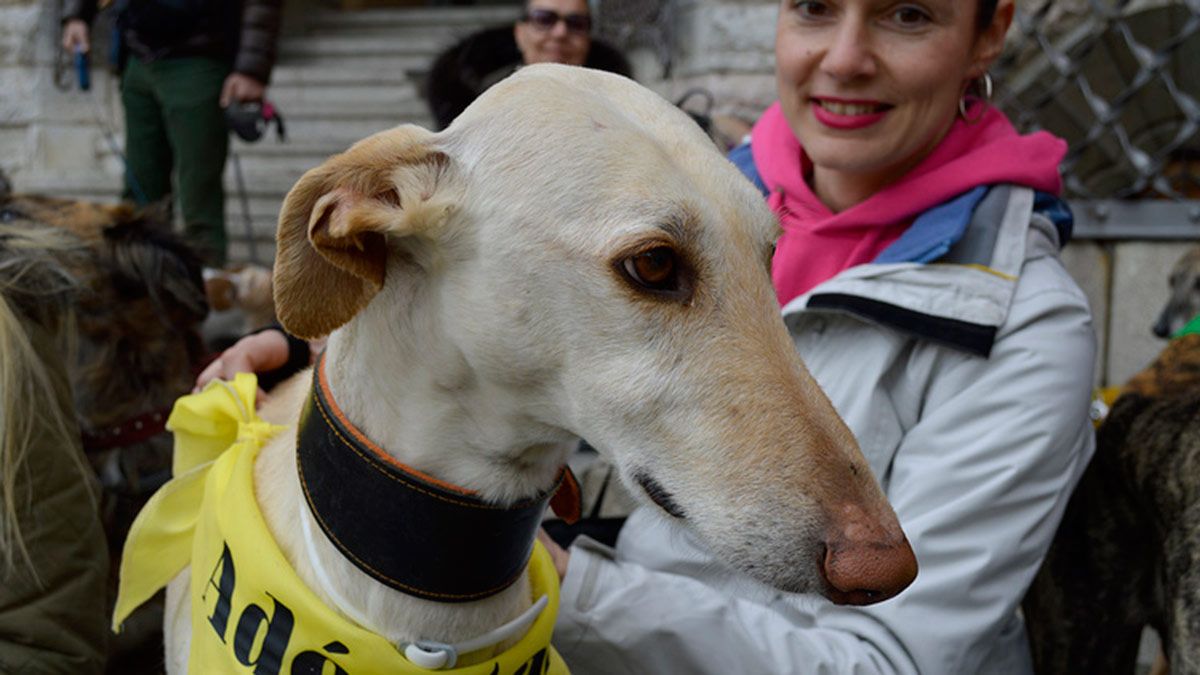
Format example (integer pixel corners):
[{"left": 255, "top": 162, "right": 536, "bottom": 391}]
[
  {"left": 820, "top": 505, "right": 918, "bottom": 606},
  {"left": 1152, "top": 313, "right": 1172, "bottom": 339}
]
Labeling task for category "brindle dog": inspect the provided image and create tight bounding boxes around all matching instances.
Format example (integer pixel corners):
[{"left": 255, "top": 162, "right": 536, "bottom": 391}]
[
  {"left": 1024, "top": 249, "right": 1200, "bottom": 674},
  {"left": 0, "top": 175, "right": 208, "bottom": 669}
]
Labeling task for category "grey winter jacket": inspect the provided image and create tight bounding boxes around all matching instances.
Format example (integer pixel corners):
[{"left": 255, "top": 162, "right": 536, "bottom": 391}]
[{"left": 554, "top": 186, "right": 1097, "bottom": 674}]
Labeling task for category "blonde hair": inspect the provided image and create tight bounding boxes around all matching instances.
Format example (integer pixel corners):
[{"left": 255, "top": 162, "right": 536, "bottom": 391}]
[{"left": 0, "top": 222, "right": 92, "bottom": 578}]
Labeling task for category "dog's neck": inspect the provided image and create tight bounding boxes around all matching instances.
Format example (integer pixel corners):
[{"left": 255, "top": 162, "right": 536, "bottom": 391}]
[
  {"left": 321, "top": 290, "right": 574, "bottom": 503},
  {"left": 296, "top": 358, "right": 560, "bottom": 603},
  {"left": 265, "top": 296, "right": 574, "bottom": 658}
]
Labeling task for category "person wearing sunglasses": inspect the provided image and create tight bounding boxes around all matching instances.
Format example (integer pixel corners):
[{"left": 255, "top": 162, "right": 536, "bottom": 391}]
[
  {"left": 425, "top": 0, "right": 630, "bottom": 130},
  {"left": 514, "top": 0, "right": 592, "bottom": 67}
]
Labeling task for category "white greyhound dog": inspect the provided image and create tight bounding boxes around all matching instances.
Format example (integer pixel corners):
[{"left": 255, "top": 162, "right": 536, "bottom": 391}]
[{"left": 138, "top": 64, "right": 916, "bottom": 673}]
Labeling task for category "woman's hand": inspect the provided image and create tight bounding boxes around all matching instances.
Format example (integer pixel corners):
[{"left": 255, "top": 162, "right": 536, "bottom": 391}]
[
  {"left": 194, "top": 329, "right": 290, "bottom": 401},
  {"left": 61, "top": 19, "right": 89, "bottom": 54},
  {"left": 537, "top": 529, "right": 570, "bottom": 581}
]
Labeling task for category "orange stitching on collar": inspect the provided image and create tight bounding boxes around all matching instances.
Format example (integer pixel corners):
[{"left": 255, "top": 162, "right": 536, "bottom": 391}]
[{"left": 316, "top": 356, "right": 477, "bottom": 497}]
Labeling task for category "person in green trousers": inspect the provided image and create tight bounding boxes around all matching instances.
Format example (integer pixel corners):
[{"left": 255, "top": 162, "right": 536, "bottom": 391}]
[{"left": 61, "top": 0, "right": 283, "bottom": 266}]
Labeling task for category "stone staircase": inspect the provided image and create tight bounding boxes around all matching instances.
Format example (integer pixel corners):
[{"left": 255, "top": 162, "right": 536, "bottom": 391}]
[{"left": 24, "top": 3, "right": 520, "bottom": 264}]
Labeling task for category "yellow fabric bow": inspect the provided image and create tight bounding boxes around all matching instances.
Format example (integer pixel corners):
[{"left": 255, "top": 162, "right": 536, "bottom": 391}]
[{"left": 113, "top": 373, "right": 283, "bottom": 629}]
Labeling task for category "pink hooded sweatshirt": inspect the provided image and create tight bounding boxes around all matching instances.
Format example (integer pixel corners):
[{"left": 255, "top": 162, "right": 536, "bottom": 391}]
[{"left": 750, "top": 102, "right": 1069, "bottom": 307}]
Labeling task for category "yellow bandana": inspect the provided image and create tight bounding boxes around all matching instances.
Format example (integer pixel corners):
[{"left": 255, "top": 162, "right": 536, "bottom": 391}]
[{"left": 113, "top": 374, "right": 568, "bottom": 674}]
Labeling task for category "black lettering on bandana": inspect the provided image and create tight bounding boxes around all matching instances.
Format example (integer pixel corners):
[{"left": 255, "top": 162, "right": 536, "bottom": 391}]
[
  {"left": 512, "top": 648, "right": 549, "bottom": 675},
  {"left": 233, "top": 592, "right": 296, "bottom": 675},
  {"left": 291, "top": 642, "right": 351, "bottom": 675},
  {"left": 204, "top": 543, "right": 237, "bottom": 641}
]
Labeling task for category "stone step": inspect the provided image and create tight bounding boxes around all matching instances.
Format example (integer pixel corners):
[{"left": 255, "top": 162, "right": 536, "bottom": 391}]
[
  {"left": 281, "top": 115, "right": 433, "bottom": 145},
  {"left": 273, "top": 96, "right": 429, "bottom": 121},
  {"left": 267, "top": 80, "right": 423, "bottom": 108},
  {"left": 225, "top": 163, "right": 308, "bottom": 195},
  {"left": 294, "top": 6, "right": 518, "bottom": 33},
  {"left": 15, "top": 171, "right": 124, "bottom": 201},
  {"left": 275, "top": 53, "right": 438, "bottom": 73},
  {"left": 229, "top": 142, "right": 342, "bottom": 177},
  {"left": 228, "top": 156, "right": 323, "bottom": 183},
  {"left": 221, "top": 191, "right": 289, "bottom": 218},
  {"left": 228, "top": 239, "right": 278, "bottom": 266},
  {"left": 231, "top": 136, "right": 347, "bottom": 157},
  {"left": 280, "top": 33, "right": 455, "bottom": 59},
  {"left": 269, "top": 62, "right": 416, "bottom": 87},
  {"left": 223, "top": 212, "right": 280, "bottom": 242},
  {"left": 17, "top": 169, "right": 292, "bottom": 201},
  {"left": 220, "top": 166, "right": 300, "bottom": 196}
]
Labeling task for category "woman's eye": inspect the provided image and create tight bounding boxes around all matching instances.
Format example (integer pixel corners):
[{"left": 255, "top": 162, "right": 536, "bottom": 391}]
[
  {"left": 623, "top": 247, "right": 679, "bottom": 291},
  {"left": 891, "top": 5, "right": 931, "bottom": 27},
  {"left": 794, "top": 1, "right": 831, "bottom": 19}
]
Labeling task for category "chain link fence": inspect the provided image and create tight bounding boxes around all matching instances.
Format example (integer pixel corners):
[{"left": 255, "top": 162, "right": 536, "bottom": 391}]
[{"left": 994, "top": 0, "right": 1200, "bottom": 237}]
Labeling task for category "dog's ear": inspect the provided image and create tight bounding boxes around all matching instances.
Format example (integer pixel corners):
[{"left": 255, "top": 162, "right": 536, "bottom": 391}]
[{"left": 274, "top": 126, "right": 454, "bottom": 339}]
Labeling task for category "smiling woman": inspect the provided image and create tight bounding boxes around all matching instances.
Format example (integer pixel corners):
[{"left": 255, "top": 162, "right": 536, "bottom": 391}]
[{"left": 550, "top": 1, "right": 1100, "bottom": 673}]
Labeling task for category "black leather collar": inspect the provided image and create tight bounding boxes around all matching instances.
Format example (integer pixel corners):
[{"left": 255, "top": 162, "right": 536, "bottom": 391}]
[{"left": 296, "top": 357, "right": 566, "bottom": 603}]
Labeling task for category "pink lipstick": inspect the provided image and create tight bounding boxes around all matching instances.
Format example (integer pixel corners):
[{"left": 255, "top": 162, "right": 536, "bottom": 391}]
[{"left": 811, "top": 98, "right": 891, "bottom": 130}]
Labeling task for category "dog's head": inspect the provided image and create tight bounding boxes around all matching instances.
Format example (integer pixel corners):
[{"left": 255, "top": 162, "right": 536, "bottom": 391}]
[
  {"left": 1153, "top": 245, "right": 1200, "bottom": 338},
  {"left": 274, "top": 64, "right": 915, "bottom": 605}
]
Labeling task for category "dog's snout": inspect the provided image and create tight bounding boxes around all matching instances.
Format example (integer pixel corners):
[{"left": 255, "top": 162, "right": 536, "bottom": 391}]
[
  {"left": 820, "top": 504, "right": 917, "bottom": 606},
  {"left": 1152, "top": 311, "right": 1173, "bottom": 339}
]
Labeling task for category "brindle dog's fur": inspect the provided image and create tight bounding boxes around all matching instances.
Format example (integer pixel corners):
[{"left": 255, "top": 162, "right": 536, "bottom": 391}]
[
  {"left": 1024, "top": 251, "right": 1200, "bottom": 674},
  {"left": 0, "top": 177, "right": 208, "bottom": 669}
]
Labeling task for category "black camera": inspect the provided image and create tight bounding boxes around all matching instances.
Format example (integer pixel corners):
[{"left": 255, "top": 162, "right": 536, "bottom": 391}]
[{"left": 224, "top": 100, "right": 285, "bottom": 143}]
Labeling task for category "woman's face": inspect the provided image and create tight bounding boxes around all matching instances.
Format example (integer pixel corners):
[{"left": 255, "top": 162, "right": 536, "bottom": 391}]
[
  {"left": 774, "top": 0, "right": 1010, "bottom": 194},
  {"left": 515, "top": 0, "right": 592, "bottom": 67}
]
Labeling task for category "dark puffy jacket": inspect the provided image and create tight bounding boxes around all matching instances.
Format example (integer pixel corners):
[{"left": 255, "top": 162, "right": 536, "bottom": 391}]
[
  {"left": 62, "top": 0, "right": 282, "bottom": 83},
  {"left": 425, "top": 25, "right": 632, "bottom": 131}
]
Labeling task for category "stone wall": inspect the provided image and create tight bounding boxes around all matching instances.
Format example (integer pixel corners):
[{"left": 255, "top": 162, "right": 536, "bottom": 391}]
[
  {"left": 0, "top": 0, "right": 45, "bottom": 180},
  {"left": 621, "top": 0, "right": 777, "bottom": 121}
]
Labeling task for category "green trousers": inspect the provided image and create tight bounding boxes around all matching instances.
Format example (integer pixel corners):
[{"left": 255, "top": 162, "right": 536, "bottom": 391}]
[{"left": 121, "top": 56, "right": 230, "bottom": 266}]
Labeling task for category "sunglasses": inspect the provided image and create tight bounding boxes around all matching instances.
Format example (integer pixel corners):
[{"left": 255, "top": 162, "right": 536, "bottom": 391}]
[{"left": 522, "top": 8, "right": 592, "bottom": 35}]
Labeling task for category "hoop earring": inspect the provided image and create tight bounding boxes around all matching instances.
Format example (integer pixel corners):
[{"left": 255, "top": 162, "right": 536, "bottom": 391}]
[{"left": 958, "top": 72, "right": 993, "bottom": 124}]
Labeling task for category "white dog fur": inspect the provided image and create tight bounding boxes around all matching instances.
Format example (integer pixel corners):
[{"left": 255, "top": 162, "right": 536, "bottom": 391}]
[{"left": 163, "top": 64, "right": 916, "bottom": 672}]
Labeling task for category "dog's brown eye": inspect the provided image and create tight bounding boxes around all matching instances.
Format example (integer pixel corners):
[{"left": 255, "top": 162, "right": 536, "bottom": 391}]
[{"left": 623, "top": 247, "right": 678, "bottom": 290}]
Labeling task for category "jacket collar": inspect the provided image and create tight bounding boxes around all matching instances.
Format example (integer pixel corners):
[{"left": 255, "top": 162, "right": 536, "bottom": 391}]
[
  {"left": 784, "top": 186, "right": 1043, "bottom": 358},
  {"left": 297, "top": 355, "right": 577, "bottom": 602}
]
